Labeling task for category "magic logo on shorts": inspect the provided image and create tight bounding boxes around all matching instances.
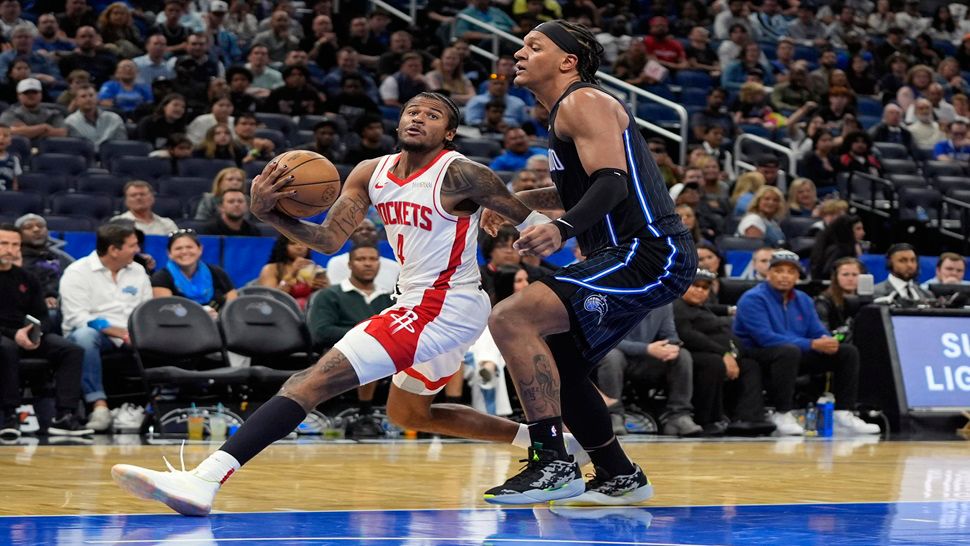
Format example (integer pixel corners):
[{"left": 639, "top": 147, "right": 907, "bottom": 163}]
[{"left": 583, "top": 294, "right": 609, "bottom": 326}]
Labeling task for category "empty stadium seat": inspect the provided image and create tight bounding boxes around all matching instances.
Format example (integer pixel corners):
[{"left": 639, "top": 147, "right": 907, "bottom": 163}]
[
  {"left": 856, "top": 97, "right": 883, "bottom": 117},
  {"left": 254, "top": 112, "right": 298, "bottom": 141},
  {"left": 932, "top": 176, "right": 970, "bottom": 196},
  {"left": 455, "top": 138, "right": 502, "bottom": 158},
  {"left": 112, "top": 157, "right": 173, "bottom": 183},
  {"left": 254, "top": 128, "right": 288, "bottom": 151},
  {"left": 76, "top": 173, "right": 128, "bottom": 196},
  {"left": 8, "top": 135, "right": 30, "bottom": 164},
  {"left": 716, "top": 235, "right": 765, "bottom": 251},
  {"left": 923, "top": 161, "right": 966, "bottom": 178},
  {"left": 157, "top": 176, "right": 212, "bottom": 199},
  {"left": 220, "top": 295, "right": 312, "bottom": 373},
  {"left": 681, "top": 87, "right": 709, "bottom": 107},
  {"left": 298, "top": 114, "right": 347, "bottom": 135},
  {"left": 38, "top": 137, "right": 96, "bottom": 166},
  {"left": 43, "top": 215, "right": 96, "bottom": 232},
  {"left": 674, "top": 70, "right": 713, "bottom": 89},
  {"left": 50, "top": 192, "right": 115, "bottom": 219},
  {"left": 897, "top": 187, "right": 941, "bottom": 221},
  {"left": 873, "top": 142, "right": 909, "bottom": 159},
  {"left": 887, "top": 173, "right": 926, "bottom": 190},
  {"left": 142, "top": 195, "right": 184, "bottom": 219},
  {"left": 244, "top": 160, "right": 268, "bottom": 181},
  {"left": 178, "top": 158, "right": 235, "bottom": 180},
  {"left": 780, "top": 216, "right": 817, "bottom": 239},
  {"left": 18, "top": 173, "right": 72, "bottom": 194},
  {"left": 637, "top": 103, "right": 681, "bottom": 125},
  {"left": 0, "top": 191, "right": 44, "bottom": 216},
  {"left": 880, "top": 158, "right": 918, "bottom": 174},
  {"left": 30, "top": 153, "right": 87, "bottom": 177},
  {"left": 100, "top": 140, "right": 152, "bottom": 169},
  {"left": 718, "top": 278, "right": 761, "bottom": 305}
]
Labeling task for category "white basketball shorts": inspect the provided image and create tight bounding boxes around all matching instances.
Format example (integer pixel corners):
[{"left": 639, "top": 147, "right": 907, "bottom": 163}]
[{"left": 334, "top": 286, "right": 491, "bottom": 395}]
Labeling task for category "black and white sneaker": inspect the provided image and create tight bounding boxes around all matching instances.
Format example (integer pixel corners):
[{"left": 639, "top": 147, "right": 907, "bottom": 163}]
[
  {"left": 483, "top": 446, "right": 585, "bottom": 505},
  {"left": 551, "top": 464, "right": 654, "bottom": 506},
  {"left": 48, "top": 414, "right": 95, "bottom": 437},
  {"left": 0, "top": 414, "right": 21, "bottom": 440}
]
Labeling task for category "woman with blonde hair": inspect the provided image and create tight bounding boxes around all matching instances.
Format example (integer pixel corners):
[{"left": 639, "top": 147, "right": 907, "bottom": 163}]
[
  {"left": 730, "top": 171, "right": 766, "bottom": 216},
  {"left": 787, "top": 178, "right": 819, "bottom": 217},
  {"left": 424, "top": 47, "right": 475, "bottom": 105},
  {"left": 97, "top": 2, "right": 143, "bottom": 57},
  {"left": 736, "top": 186, "right": 787, "bottom": 247},
  {"left": 194, "top": 167, "right": 247, "bottom": 221}
]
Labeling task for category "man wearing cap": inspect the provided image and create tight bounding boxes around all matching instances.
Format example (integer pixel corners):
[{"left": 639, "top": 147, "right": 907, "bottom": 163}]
[
  {"left": 733, "top": 250, "right": 879, "bottom": 435},
  {"left": 15, "top": 214, "right": 74, "bottom": 311},
  {"left": 203, "top": 1, "right": 241, "bottom": 67},
  {"left": 643, "top": 17, "right": 687, "bottom": 72},
  {"left": 0, "top": 78, "right": 67, "bottom": 142},
  {"left": 673, "top": 269, "right": 776, "bottom": 436},
  {"left": 134, "top": 34, "right": 176, "bottom": 86},
  {"left": 755, "top": 154, "right": 786, "bottom": 192}
]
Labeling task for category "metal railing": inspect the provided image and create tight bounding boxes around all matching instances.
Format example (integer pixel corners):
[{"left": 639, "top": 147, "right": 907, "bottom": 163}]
[
  {"left": 370, "top": 0, "right": 416, "bottom": 24},
  {"left": 845, "top": 171, "right": 896, "bottom": 219},
  {"left": 445, "top": 12, "right": 690, "bottom": 160},
  {"left": 733, "top": 133, "right": 798, "bottom": 180},
  {"left": 940, "top": 195, "right": 970, "bottom": 253}
]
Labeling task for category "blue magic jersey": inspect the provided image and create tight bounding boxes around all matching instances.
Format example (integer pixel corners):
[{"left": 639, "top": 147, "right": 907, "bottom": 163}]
[{"left": 546, "top": 81, "right": 685, "bottom": 256}]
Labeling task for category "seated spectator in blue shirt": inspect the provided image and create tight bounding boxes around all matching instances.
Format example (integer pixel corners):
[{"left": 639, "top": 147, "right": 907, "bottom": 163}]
[
  {"left": 464, "top": 73, "right": 528, "bottom": 127},
  {"left": 733, "top": 250, "right": 879, "bottom": 436},
  {"left": 933, "top": 119, "right": 970, "bottom": 161},
  {"left": 33, "top": 14, "right": 75, "bottom": 55},
  {"left": 321, "top": 47, "right": 380, "bottom": 105},
  {"left": 0, "top": 25, "right": 62, "bottom": 87},
  {"left": 98, "top": 59, "right": 154, "bottom": 117},
  {"left": 133, "top": 34, "right": 175, "bottom": 86},
  {"left": 721, "top": 42, "right": 774, "bottom": 92},
  {"left": 489, "top": 127, "right": 546, "bottom": 172}
]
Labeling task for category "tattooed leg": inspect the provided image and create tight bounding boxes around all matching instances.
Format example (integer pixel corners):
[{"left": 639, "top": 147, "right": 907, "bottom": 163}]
[
  {"left": 489, "top": 283, "right": 572, "bottom": 421},
  {"left": 279, "top": 349, "right": 362, "bottom": 412}
]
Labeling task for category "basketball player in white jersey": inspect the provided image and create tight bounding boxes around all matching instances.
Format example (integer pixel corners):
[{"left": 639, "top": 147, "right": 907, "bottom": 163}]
[{"left": 110, "top": 92, "right": 586, "bottom": 516}]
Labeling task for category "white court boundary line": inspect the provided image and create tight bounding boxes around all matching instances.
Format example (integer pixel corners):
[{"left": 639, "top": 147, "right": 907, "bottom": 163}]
[
  {"left": 84, "top": 537, "right": 718, "bottom": 546},
  {"left": 0, "top": 499, "right": 967, "bottom": 519}
]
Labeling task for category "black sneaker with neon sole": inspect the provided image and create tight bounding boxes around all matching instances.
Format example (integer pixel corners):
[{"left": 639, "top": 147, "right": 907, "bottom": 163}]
[
  {"left": 483, "top": 446, "right": 585, "bottom": 505},
  {"left": 550, "top": 465, "right": 654, "bottom": 506}
]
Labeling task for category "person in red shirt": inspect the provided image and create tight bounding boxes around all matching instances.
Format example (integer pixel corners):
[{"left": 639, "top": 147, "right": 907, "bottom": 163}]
[{"left": 643, "top": 16, "right": 688, "bottom": 72}]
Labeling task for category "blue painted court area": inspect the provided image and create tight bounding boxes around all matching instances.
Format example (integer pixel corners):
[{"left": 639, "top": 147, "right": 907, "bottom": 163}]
[{"left": 2, "top": 501, "right": 968, "bottom": 545}]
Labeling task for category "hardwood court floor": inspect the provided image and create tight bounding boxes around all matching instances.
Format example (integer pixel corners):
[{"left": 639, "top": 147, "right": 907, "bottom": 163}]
[{"left": 2, "top": 437, "right": 969, "bottom": 517}]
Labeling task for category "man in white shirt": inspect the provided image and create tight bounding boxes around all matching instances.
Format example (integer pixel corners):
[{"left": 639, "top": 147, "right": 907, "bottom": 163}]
[
  {"left": 326, "top": 219, "right": 400, "bottom": 293},
  {"left": 111, "top": 181, "right": 179, "bottom": 236},
  {"left": 921, "top": 252, "right": 969, "bottom": 289},
  {"left": 64, "top": 84, "right": 127, "bottom": 151},
  {"left": 873, "top": 243, "right": 934, "bottom": 304},
  {"left": 244, "top": 44, "right": 282, "bottom": 98},
  {"left": 60, "top": 222, "right": 152, "bottom": 432}
]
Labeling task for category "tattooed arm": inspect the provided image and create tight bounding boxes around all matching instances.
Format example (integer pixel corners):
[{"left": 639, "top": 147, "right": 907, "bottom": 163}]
[
  {"left": 441, "top": 158, "right": 534, "bottom": 223},
  {"left": 250, "top": 158, "right": 377, "bottom": 254},
  {"left": 513, "top": 187, "right": 563, "bottom": 212}
]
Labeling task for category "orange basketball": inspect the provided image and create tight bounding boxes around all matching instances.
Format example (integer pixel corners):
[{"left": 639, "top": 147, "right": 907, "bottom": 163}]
[{"left": 272, "top": 150, "right": 342, "bottom": 218}]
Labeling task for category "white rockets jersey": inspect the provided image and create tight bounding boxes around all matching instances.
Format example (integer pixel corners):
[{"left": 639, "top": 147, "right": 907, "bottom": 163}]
[{"left": 368, "top": 149, "right": 482, "bottom": 293}]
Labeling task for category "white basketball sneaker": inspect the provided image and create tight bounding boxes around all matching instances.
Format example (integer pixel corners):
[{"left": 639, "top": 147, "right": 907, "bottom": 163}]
[
  {"left": 834, "top": 410, "right": 881, "bottom": 435},
  {"left": 112, "top": 445, "right": 221, "bottom": 516}
]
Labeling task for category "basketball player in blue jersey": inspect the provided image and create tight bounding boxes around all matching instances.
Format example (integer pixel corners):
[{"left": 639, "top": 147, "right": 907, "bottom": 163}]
[{"left": 480, "top": 21, "right": 697, "bottom": 505}]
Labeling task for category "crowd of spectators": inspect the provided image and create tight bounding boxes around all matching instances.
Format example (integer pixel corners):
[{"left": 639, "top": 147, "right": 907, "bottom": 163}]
[{"left": 1, "top": 0, "right": 970, "bottom": 440}]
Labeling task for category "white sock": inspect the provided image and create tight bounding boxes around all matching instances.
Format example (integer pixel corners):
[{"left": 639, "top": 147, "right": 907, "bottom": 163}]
[
  {"left": 193, "top": 450, "right": 240, "bottom": 485},
  {"left": 511, "top": 423, "right": 530, "bottom": 449}
]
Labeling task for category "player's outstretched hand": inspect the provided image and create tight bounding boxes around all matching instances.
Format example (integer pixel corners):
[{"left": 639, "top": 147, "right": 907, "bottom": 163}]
[
  {"left": 513, "top": 223, "right": 562, "bottom": 257},
  {"left": 480, "top": 209, "right": 511, "bottom": 237},
  {"left": 250, "top": 160, "right": 296, "bottom": 220}
]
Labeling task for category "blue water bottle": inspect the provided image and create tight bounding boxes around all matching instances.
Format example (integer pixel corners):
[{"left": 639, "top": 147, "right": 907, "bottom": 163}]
[{"left": 817, "top": 399, "right": 834, "bottom": 437}]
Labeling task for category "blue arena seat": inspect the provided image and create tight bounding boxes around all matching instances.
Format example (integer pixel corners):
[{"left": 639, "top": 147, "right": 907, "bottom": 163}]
[
  {"left": 157, "top": 176, "right": 213, "bottom": 199},
  {"left": 112, "top": 157, "right": 173, "bottom": 183},
  {"left": 76, "top": 173, "right": 128, "bottom": 196},
  {"left": 38, "top": 137, "right": 96, "bottom": 166},
  {"left": 455, "top": 138, "right": 502, "bottom": 158},
  {"left": 50, "top": 192, "right": 115, "bottom": 219},
  {"left": 178, "top": 158, "right": 236, "bottom": 180},
  {"left": 30, "top": 153, "right": 87, "bottom": 177},
  {"left": 254, "top": 113, "right": 298, "bottom": 142},
  {"left": 100, "top": 140, "right": 152, "bottom": 169},
  {"left": 18, "top": 172, "right": 72, "bottom": 194},
  {"left": 0, "top": 191, "right": 44, "bottom": 216},
  {"left": 43, "top": 215, "right": 96, "bottom": 232}
]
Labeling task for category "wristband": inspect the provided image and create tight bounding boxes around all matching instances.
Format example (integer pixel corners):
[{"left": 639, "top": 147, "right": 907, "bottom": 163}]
[
  {"left": 552, "top": 218, "right": 574, "bottom": 241},
  {"left": 514, "top": 210, "right": 553, "bottom": 232}
]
